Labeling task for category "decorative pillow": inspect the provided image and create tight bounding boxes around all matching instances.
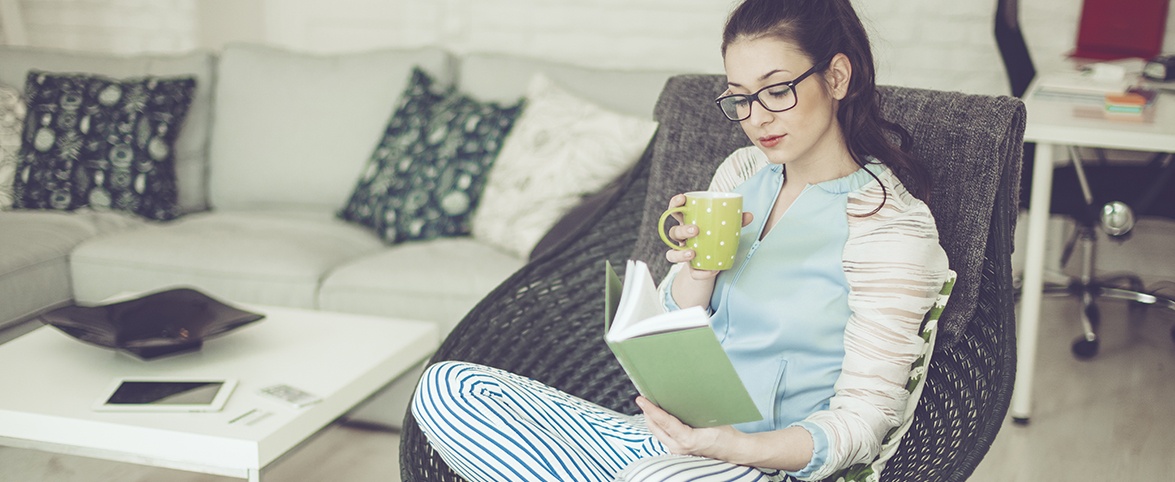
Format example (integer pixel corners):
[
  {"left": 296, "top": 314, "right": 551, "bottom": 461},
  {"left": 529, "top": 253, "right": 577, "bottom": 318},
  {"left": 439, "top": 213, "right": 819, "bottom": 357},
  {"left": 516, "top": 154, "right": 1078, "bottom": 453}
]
[
  {"left": 0, "top": 83, "right": 26, "bottom": 210},
  {"left": 338, "top": 68, "right": 523, "bottom": 243},
  {"left": 829, "top": 271, "right": 956, "bottom": 482},
  {"left": 13, "top": 71, "right": 196, "bottom": 220},
  {"left": 472, "top": 73, "right": 658, "bottom": 258}
]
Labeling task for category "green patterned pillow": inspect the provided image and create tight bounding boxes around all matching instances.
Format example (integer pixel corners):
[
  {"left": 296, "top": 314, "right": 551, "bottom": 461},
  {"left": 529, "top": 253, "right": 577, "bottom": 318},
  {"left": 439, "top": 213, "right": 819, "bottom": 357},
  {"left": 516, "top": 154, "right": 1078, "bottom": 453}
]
[
  {"left": 338, "top": 68, "right": 523, "bottom": 243},
  {"left": 829, "top": 270, "right": 956, "bottom": 482},
  {"left": 13, "top": 71, "right": 195, "bottom": 220}
]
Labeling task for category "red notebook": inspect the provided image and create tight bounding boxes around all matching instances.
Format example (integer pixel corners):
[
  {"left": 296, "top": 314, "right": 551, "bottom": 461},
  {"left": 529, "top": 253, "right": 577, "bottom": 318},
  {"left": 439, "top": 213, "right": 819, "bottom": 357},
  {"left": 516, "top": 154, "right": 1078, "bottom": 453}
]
[{"left": 1071, "top": 0, "right": 1170, "bottom": 61}]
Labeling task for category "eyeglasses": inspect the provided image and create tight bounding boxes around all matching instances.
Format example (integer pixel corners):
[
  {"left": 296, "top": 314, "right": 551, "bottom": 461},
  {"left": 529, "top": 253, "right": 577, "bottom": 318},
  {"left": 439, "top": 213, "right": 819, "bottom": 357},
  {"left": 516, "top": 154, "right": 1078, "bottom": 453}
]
[{"left": 714, "top": 58, "right": 831, "bottom": 122}]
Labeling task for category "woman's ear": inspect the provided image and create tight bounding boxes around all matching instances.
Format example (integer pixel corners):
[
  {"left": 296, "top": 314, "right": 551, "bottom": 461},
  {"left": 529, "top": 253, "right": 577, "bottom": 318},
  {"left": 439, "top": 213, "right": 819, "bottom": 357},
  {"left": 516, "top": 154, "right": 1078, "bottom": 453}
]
[{"left": 826, "top": 53, "right": 852, "bottom": 100}]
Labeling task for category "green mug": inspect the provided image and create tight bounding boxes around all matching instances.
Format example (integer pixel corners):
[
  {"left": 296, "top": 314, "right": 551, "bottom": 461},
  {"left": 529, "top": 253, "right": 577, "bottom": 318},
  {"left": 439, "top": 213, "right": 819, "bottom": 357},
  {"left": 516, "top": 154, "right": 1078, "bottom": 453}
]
[{"left": 658, "top": 191, "right": 743, "bottom": 271}]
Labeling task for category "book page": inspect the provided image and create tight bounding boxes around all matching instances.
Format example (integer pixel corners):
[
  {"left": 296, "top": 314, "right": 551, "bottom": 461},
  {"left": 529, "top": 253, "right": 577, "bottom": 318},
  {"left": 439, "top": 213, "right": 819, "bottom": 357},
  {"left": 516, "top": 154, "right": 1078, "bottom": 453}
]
[
  {"left": 607, "top": 260, "right": 709, "bottom": 342},
  {"left": 608, "top": 307, "right": 709, "bottom": 342}
]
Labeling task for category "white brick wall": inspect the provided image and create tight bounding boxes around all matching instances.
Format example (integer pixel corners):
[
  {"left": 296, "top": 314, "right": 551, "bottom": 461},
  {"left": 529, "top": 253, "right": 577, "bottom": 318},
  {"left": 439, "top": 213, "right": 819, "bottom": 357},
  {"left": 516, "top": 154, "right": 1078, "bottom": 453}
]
[
  {"left": 259, "top": 0, "right": 446, "bottom": 53},
  {"left": 7, "top": 0, "right": 196, "bottom": 54},
  {"left": 227, "top": 0, "right": 1049, "bottom": 95},
  {"left": 449, "top": 0, "right": 728, "bottom": 73},
  {"left": 6, "top": 0, "right": 1175, "bottom": 96},
  {"left": 857, "top": 0, "right": 1005, "bottom": 95}
]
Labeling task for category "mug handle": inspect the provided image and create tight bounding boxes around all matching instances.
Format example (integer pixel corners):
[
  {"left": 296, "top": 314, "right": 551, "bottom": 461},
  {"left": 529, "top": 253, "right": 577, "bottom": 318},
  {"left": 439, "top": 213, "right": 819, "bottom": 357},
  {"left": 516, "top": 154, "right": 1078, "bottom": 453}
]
[{"left": 658, "top": 206, "right": 690, "bottom": 251}]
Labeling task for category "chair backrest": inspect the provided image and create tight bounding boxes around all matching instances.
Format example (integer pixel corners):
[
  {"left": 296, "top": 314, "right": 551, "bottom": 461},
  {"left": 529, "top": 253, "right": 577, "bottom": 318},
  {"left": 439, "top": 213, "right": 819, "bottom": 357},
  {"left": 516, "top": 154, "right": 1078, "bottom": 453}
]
[
  {"left": 400, "top": 75, "right": 1025, "bottom": 482},
  {"left": 995, "top": 0, "right": 1035, "bottom": 97},
  {"left": 629, "top": 76, "right": 1025, "bottom": 347}
]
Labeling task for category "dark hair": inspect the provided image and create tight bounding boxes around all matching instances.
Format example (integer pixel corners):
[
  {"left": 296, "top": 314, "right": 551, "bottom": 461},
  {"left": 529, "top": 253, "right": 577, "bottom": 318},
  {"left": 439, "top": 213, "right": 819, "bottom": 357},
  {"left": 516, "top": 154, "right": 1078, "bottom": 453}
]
[{"left": 721, "top": 0, "right": 930, "bottom": 203}]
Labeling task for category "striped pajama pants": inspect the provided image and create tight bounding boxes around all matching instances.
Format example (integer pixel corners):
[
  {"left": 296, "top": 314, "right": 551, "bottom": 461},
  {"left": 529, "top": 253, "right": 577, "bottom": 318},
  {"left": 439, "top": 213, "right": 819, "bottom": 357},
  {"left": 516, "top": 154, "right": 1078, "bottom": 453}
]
[{"left": 412, "top": 361, "right": 793, "bottom": 482}]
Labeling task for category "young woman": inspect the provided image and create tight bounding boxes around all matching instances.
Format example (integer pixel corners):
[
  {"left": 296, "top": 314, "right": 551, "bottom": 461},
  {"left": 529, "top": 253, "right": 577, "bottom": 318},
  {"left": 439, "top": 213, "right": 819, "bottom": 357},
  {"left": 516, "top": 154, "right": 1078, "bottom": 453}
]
[{"left": 411, "top": 0, "right": 950, "bottom": 480}]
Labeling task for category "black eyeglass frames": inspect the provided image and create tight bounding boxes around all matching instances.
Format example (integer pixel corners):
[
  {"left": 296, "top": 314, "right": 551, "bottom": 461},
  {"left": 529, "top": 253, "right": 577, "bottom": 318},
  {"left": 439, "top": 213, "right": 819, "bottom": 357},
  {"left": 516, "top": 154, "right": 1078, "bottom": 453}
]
[{"left": 714, "top": 58, "right": 832, "bottom": 122}]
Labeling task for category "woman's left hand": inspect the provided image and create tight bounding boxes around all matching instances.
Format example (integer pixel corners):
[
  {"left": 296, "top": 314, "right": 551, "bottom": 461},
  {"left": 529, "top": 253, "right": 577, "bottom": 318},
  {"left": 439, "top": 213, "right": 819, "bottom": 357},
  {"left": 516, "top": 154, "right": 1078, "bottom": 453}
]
[{"left": 637, "top": 396, "right": 737, "bottom": 459}]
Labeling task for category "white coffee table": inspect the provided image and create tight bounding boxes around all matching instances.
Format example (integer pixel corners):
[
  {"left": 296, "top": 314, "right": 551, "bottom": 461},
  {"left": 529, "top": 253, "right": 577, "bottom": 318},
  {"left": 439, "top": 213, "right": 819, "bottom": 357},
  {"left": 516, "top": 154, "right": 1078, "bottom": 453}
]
[{"left": 0, "top": 303, "right": 438, "bottom": 481}]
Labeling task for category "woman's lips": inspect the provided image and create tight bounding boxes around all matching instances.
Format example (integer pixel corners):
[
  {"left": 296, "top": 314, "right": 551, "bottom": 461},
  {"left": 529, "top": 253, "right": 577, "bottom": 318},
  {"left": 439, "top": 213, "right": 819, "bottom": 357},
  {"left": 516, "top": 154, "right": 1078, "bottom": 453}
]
[{"left": 759, "top": 134, "right": 784, "bottom": 148}]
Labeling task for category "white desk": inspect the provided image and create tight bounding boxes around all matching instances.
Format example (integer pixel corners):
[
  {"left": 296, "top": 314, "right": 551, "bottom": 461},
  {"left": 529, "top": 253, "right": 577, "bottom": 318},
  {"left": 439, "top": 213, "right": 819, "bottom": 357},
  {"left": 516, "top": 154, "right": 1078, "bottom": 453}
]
[
  {"left": 0, "top": 305, "right": 438, "bottom": 481},
  {"left": 1014, "top": 75, "right": 1175, "bottom": 422}
]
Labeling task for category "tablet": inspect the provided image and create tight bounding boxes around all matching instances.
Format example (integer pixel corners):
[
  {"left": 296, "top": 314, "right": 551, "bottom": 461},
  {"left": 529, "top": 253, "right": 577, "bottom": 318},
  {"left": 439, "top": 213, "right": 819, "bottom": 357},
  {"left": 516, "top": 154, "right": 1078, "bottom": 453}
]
[{"left": 93, "top": 377, "right": 237, "bottom": 412}]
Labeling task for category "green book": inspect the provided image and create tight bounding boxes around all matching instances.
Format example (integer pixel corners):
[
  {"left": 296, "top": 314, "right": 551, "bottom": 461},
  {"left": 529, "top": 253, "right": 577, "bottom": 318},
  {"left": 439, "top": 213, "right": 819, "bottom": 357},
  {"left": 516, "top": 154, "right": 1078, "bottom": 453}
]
[{"left": 604, "top": 259, "right": 762, "bottom": 428}]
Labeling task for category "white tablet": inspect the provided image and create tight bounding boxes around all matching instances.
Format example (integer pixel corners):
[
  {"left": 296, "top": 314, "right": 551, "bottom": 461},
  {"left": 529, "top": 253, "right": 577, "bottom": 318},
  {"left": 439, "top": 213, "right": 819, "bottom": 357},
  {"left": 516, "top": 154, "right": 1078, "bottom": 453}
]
[{"left": 93, "top": 377, "right": 237, "bottom": 412}]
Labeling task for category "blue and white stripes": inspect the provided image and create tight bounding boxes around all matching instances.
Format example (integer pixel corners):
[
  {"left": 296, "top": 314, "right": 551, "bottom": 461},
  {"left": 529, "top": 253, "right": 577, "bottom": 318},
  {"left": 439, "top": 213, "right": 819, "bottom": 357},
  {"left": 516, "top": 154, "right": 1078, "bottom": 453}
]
[{"left": 412, "top": 361, "right": 791, "bottom": 482}]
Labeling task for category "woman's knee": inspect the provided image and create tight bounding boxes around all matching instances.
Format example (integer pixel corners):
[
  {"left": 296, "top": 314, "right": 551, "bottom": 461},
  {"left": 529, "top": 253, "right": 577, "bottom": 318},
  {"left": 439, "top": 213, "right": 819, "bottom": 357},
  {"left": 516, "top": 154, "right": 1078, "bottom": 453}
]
[{"left": 412, "top": 361, "right": 478, "bottom": 428}]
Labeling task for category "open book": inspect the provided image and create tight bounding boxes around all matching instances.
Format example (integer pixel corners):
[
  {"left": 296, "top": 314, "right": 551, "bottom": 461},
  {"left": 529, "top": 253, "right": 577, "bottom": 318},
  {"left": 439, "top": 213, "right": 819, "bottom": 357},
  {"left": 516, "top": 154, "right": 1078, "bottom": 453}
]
[{"left": 604, "top": 259, "right": 761, "bottom": 428}]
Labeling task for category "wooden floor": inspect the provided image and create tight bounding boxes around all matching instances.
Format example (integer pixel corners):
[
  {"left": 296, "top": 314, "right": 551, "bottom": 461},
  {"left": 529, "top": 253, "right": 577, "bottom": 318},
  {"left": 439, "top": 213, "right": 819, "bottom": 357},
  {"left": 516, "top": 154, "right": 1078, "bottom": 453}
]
[{"left": 3, "top": 295, "right": 1173, "bottom": 481}]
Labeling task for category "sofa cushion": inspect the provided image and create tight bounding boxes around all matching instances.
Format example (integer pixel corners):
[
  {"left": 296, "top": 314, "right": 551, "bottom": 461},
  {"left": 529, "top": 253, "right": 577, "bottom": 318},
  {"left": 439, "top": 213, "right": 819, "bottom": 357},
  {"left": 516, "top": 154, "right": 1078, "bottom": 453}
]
[
  {"left": 0, "top": 46, "right": 215, "bottom": 215},
  {"left": 472, "top": 73, "right": 656, "bottom": 258},
  {"left": 70, "top": 209, "right": 385, "bottom": 307},
  {"left": 13, "top": 72, "right": 196, "bottom": 221},
  {"left": 0, "top": 83, "right": 24, "bottom": 210},
  {"left": 338, "top": 68, "right": 522, "bottom": 243},
  {"left": 457, "top": 52, "right": 678, "bottom": 120},
  {"left": 318, "top": 237, "right": 526, "bottom": 334},
  {"left": 0, "top": 210, "right": 146, "bottom": 329},
  {"left": 208, "top": 45, "right": 453, "bottom": 212}
]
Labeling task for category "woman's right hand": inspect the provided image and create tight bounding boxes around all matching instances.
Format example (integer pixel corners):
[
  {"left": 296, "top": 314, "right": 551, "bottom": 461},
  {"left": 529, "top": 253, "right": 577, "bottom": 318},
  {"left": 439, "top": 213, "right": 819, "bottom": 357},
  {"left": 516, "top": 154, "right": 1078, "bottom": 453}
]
[
  {"left": 664, "top": 193, "right": 753, "bottom": 281},
  {"left": 664, "top": 194, "right": 717, "bottom": 281}
]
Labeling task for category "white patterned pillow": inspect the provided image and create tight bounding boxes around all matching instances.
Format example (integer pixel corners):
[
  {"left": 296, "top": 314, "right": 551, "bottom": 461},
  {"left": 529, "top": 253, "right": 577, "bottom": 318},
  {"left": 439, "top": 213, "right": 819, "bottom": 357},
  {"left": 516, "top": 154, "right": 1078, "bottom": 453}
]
[
  {"left": 0, "top": 83, "right": 26, "bottom": 210},
  {"left": 472, "top": 73, "right": 658, "bottom": 257}
]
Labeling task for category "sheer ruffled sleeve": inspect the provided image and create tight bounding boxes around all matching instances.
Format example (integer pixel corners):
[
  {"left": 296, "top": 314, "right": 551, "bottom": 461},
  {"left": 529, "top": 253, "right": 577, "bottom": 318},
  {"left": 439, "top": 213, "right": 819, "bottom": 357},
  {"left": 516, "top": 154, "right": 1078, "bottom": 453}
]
[{"left": 788, "top": 169, "right": 949, "bottom": 480}]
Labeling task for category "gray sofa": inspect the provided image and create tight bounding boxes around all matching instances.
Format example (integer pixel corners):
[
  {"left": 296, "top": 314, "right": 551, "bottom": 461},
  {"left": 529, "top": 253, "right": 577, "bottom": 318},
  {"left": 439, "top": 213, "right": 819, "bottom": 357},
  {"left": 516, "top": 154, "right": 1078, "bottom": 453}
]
[{"left": 0, "top": 44, "right": 676, "bottom": 427}]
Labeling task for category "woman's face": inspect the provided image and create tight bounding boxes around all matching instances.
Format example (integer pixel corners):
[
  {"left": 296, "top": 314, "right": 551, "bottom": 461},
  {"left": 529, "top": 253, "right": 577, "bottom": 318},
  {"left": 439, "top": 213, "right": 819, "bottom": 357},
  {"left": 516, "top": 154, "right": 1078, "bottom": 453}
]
[{"left": 722, "top": 37, "right": 848, "bottom": 168}]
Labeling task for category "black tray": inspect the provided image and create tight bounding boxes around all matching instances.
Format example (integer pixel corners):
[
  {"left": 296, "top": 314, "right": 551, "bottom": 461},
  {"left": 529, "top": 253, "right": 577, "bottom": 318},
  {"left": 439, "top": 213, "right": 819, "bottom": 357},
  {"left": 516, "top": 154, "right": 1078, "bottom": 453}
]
[{"left": 39, "top": 288, "right": 265, "bottom": 360}]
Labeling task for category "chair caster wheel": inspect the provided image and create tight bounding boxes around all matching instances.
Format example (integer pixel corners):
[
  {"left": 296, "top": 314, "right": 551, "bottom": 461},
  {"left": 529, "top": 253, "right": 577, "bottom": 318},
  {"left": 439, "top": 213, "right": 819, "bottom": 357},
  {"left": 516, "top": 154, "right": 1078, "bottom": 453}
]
[{"left": 1072, "top": 336, "right": 1099, "bottom": 359}]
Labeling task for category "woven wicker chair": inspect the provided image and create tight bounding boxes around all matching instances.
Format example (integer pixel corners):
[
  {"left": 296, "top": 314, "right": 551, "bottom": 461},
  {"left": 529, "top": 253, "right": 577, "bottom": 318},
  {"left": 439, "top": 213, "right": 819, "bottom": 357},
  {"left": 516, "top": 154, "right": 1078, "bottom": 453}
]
[{"left": 400, "top": 75, "right": 1025, "bottom": 482}]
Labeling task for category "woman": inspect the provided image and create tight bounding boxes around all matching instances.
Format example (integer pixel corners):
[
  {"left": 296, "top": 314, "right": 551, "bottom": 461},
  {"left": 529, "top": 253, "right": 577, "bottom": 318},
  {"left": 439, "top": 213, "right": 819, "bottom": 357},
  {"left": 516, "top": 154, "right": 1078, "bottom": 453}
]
[{"left": 412, "top": 0, "right": 949, "bottom": 480}]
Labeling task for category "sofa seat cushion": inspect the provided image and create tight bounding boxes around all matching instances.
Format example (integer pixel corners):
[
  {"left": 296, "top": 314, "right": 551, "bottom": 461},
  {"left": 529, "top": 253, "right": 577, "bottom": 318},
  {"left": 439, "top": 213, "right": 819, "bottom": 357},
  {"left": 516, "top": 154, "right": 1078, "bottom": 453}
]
[
  {"left": 70, "top": 209, "right": 385, "bottom": 308},
  {"left": 0, "top": 210, "right": 146, "bottom": 328},
  {"left": 317, "top": 238, "right": 525, "bottom": 334}
]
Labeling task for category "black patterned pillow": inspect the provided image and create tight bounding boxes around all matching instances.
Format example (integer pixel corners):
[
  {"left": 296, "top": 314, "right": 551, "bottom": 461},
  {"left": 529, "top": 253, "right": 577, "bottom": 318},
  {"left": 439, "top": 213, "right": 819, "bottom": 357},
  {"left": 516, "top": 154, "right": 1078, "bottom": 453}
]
[
  {"left": 339, "top": 68, "right": 523, "bottom": 243},
  {"left": 13, "top": 71, "right": 196, "bottom": 221}
]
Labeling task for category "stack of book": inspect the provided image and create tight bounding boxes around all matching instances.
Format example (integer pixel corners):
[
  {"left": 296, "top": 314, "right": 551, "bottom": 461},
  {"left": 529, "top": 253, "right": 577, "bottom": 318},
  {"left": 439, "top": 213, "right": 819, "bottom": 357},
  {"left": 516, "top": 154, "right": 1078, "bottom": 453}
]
[
  {"left": 1034, "top": 70, "right": 1134, "bottom": 104},
  {"left": 1104, "top": 88, "right": 1157, "bottom": 119}
]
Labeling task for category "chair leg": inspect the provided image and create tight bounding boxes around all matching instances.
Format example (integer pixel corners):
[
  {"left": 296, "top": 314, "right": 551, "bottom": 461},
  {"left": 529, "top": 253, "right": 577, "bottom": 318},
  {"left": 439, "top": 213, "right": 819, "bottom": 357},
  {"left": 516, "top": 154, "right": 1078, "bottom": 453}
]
[
  {"left": 1098, "top": 274, "right": 1149, "bottom": 324},
  {"left": 1072, "top": 224, "right": 1100, "bottom": 359},
  {"left": 1032, "top": 147, "right": 1175, "bottom": 359},
  {"left": 1067, "top": 224, "right": 1162, "bottom": 359}
]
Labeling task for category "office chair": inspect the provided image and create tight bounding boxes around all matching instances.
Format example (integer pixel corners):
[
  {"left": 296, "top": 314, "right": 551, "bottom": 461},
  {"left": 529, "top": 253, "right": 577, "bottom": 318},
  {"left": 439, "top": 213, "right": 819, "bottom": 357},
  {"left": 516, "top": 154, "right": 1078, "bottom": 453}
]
[
  {"left": 400, "top": 76, "right": 1023, "bottom": 482},
  {"left": 996, "top": 0, "right": 1175, "bottom": 359}
]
